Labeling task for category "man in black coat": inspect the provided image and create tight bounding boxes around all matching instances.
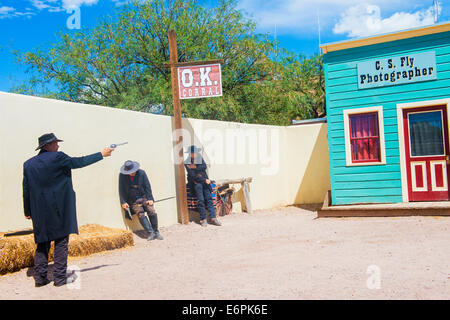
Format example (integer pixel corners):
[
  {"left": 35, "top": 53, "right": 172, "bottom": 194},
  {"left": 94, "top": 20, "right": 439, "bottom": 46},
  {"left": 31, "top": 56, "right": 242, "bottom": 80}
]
[
  {"left": 23, "top": 133, "right": 114, "bottom": 287},
  {"left": 119, "top": 160, "right": 163, "bottom": 241},
  {"left": 184, "top": 145, "right": 221, "bottom": 227}
]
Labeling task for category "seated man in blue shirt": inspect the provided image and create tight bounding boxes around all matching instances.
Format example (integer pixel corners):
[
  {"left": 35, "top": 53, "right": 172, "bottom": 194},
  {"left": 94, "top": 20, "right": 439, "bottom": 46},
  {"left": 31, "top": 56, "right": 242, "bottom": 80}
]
[
  {"left": 119, "top": 160, "right": 163, "bottom": 240},
  {"left": 184, "top": 146, "right": 221, "bottom": 227}
]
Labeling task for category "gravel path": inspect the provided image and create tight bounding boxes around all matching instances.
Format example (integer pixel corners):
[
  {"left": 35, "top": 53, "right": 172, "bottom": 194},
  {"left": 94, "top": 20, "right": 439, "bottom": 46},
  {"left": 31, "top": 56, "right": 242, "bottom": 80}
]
[{"left": 0, "top": 206, "right": 449, "bottom": 299}]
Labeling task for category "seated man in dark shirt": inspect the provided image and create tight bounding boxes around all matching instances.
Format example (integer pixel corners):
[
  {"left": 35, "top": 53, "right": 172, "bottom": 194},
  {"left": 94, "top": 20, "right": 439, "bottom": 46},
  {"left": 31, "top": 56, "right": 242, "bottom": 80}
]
[
  {"left": 119, "top": 160, "right": 163, "bottom": 240},
  {"left": 184, "top": 146, "right": 221, "bottom": 227}
]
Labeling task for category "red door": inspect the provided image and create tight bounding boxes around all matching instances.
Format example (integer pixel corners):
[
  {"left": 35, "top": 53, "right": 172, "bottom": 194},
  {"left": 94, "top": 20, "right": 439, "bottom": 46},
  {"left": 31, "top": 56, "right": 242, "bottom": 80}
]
[{"left": 404, "top": 105, "right": 450, "bottom": 201}]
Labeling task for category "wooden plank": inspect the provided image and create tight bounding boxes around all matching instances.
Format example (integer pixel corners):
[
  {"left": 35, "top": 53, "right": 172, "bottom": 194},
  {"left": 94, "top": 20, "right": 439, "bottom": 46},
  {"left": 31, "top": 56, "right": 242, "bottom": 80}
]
[
  {"left": 318, "top": 207, "right": 450, "bottom": 217},
  {"left": 332, "top": 148, "right": 400, "bottom": 161},
  {"left": 436, "top": 53, "right": 450, "bottom": 63},
  {"left": 327, "top": 109, "right": 398, "bottom": 123},
  {"left": 332, "top": 157, "right": 400, "bottom": 168},
  {"left": 326, "top": 76, "right": 356, "bottom": 87},
  {"left": 333, "top": 172, "right": 401, "bottom": 182},
  {"left": 322, "top": 190, "right": 331, "bottom": 209},
  {"left": 325, "top": 43, "right": 450, "bottom": 73},
  {"left": 330, "top": 140, "right": 400, "bottom": 153},
  {"left": 333, "top": 195, "right": 403, "bottom": 205},
  {"left": 329, "top": 118, "right": 399, "bottom": 131},
  {"left": 334, "top": 188, "right": 401, "bottom": 197},
  {"left": 332, "top": 164, "right": 402, "bottom": 175},
  {"left": 242, "top": 180, "right": 253, "bottom": 214},
  {"left": 215, "top": 177, "right": 253, "bottom": 187},
  {"left": 328, "top": 127, "right": 399, "bottom": 140},
  {"left": 329, "top": 78, "right": 450, "bottom": 102},
  {"left": 438, "top": 61, "right": 450, "bottom": 70},
  {"left": 328, "top": 88, "right": 450, "bottom": 108},
  {"left": 327, "top": 68, "right": 357, "bottom": 80}
]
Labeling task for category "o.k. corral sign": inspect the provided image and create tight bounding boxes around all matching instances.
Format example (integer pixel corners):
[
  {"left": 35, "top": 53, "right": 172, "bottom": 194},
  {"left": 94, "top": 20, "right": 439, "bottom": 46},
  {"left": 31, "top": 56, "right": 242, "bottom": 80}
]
[
  {"left": 178, "top": 63, "right": 222, "bottom": 99},
  {"left": 357, "top": 51, "right": 437, "bottom": 89}
]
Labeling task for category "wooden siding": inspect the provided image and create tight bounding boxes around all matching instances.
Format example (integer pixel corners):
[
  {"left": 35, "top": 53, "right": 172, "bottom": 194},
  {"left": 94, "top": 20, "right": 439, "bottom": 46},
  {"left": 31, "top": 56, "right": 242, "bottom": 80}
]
[{"left": 324, "top": 31, "right": 450, "bottom": 205}]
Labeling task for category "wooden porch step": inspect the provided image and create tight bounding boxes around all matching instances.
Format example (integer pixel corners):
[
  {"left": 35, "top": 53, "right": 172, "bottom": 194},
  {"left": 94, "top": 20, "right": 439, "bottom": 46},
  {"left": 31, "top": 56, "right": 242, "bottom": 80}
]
[{"left": 317, "top": 191, "right": 450, "bottom": 217}]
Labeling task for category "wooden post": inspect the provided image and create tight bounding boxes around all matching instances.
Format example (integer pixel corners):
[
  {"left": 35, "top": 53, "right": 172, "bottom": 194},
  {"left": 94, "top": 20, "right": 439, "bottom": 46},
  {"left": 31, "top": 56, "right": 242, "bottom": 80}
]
[
  {"left": 168, "top": 29, "right": 189, "bottom": 225},
  {"left": 242, "top": 179, "right": 253, "bottom": 214}
]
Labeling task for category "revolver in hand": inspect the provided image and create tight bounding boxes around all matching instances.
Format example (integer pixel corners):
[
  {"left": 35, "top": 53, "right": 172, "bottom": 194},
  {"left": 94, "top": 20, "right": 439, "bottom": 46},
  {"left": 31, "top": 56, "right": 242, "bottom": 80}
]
[{"left": 110, "top": 142, "right": 128, "bottom": 148}]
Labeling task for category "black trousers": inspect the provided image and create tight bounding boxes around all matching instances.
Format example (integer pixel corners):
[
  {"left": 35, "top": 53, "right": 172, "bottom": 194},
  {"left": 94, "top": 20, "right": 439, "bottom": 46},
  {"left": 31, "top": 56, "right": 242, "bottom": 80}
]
[{"left": 34, "top": 236, "right": 69, "bottom": 285}]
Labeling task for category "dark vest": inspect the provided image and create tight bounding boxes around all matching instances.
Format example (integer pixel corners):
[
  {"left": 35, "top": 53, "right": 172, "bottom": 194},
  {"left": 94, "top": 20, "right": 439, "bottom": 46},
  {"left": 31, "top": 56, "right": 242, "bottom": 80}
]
[{"left": 128, "top": 176, "right": 144, "bottom": 201}]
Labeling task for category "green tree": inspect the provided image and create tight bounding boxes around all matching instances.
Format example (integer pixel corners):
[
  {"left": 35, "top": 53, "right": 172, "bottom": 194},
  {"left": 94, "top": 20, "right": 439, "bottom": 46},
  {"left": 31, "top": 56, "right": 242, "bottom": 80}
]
[
  {"left": 12, "top": 0, "right": 325, "bottom": 125},
  {"left": 279, "top": 53, "right": 326, "bottom": 120}
]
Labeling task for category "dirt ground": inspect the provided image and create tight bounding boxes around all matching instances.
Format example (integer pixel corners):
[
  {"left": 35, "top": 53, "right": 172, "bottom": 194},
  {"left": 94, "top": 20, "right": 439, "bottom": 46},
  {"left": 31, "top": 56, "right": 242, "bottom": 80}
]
[{"left": 0, "top": 206, "right": 449, "bottom": 300}]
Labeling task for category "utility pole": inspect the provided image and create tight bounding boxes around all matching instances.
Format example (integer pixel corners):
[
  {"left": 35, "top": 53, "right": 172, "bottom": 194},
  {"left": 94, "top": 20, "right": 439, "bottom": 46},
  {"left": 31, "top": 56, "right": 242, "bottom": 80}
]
[
  {"left": 434, "top": 0, "right": 439, "bottom": 23},
  {"left": 168, "top": 30, "right": 189, "bottom": 225},
  {"left": 317, "top": 9, "right": 322, "bottom": 54}
]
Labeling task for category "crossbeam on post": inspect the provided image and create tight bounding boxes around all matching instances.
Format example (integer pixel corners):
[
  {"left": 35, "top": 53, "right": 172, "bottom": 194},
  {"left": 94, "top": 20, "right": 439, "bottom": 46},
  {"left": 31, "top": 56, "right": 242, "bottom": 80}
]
[{"left": 164, "top": 59, "right": 224, "bottom": 68}]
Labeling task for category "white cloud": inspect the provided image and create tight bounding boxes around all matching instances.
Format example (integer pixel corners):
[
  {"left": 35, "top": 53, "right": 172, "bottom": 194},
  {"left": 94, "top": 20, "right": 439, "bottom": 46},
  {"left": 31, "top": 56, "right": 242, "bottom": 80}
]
[
  {"left": 111, "top": 0, "right": 132, "bottom": 6},
  {"left": 0, "top": 6, "right": 15, "bottom": 15},
  {"left": 29, "top": 0, "right": 99, "bottom": 11},
  {"left": 31, "top": 0, "right": 51, "bottom": 10},
  {"left": 237, "top": 0, "right": 441, "bottom": 37},
  {"left": 0, "top": 6, "right": 35, "bottom": 19},
  {"left": 111, "top": 0, "right": 148, "bottom": 6},
  {"left": 0, "top": 0, "right": 101, "bottom": 19},
  {"left": 62, "top": 0, "right": 99, "bottom": 9},
  {"left": 333, "top": 3, "right": 438, "bottom": 38}
]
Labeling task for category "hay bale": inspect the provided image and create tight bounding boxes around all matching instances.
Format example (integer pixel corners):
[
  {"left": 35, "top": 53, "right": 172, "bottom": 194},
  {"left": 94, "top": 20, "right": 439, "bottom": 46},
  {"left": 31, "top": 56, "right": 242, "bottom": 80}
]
[
  {"left": 69, "top": 224, "right": 134, "bottom": 257},
  {"left": 0, "top": 224, "right": 134, "bottom": 275},
  {"left": 0, "top": 233, "right": 36, "bottom": 275}
]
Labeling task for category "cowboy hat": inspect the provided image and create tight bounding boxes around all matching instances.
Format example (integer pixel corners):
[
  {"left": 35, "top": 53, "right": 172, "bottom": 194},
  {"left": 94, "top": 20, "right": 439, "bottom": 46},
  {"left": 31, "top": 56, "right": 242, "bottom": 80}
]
[
  {"left": 120, "top": 160, "right": 140, "bottom": 175},
  {"left": 35, "top": 133, "right": 63, "bottom": 151},
  {"left": 185, "top": 145, "right": 202, "bottom": 154}
]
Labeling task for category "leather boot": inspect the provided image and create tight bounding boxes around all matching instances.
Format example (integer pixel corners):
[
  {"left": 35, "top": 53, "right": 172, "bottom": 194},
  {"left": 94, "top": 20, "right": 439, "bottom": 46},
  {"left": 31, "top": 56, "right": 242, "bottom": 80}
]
[
  {"left": 149, "top": 215, "right": 163, "bottom": 240},
  {"left": 139, "top": 217, "right": 155, "bottom": 240}
]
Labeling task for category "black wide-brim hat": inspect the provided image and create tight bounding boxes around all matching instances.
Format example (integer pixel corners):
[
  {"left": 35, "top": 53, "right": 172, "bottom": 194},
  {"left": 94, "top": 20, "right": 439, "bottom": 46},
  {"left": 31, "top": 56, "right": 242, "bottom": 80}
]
[
  {"left": 120, "top": 160, "right": 140, "bottom": 175},
  {"left": 185, "top": 145, "right": 202, "bottom": 154},
  {"left": 35, "top": 133, "right": 63, "bottom": 151}
]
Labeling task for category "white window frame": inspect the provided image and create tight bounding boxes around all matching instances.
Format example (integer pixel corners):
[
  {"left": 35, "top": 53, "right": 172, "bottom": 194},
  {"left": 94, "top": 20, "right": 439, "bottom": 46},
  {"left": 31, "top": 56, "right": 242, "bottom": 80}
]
[{"left": 343, "top": 106, "right": 386, "bottom": 166}]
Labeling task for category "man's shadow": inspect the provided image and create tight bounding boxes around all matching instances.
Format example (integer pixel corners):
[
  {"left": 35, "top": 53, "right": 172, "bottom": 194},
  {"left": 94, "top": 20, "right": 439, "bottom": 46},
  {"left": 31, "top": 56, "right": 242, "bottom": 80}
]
[
  {"left": 132, "top": 229, "right": 150, "bottom": 239},
  {"left": 188, "top": 209, "right": 202, "bottom": 225},
  {"left": 26, "top": 263, "right": 119, "bottom": 280}
]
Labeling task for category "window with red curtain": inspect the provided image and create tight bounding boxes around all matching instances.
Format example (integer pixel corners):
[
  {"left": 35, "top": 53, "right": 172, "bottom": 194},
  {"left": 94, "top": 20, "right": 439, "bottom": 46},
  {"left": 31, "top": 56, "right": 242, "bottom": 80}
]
[{"left": 349, "top": 112, "right": 381, "bottom": 163}]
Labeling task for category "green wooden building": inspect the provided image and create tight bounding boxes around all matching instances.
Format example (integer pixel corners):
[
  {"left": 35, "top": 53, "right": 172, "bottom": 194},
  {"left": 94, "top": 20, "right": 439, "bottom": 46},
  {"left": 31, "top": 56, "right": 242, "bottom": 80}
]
[{"left": 321, "top": 22, "right": 450, "bottom": 206}]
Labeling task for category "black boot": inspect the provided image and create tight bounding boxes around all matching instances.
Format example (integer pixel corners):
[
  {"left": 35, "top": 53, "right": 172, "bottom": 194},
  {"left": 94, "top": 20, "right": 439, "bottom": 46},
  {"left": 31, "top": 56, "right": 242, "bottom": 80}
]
[
  {"left": 149, "top": 215, "right": 163, "bottom": 240},
  {"left": 139, "top": 217, "right": 155, "bottom": 240}
]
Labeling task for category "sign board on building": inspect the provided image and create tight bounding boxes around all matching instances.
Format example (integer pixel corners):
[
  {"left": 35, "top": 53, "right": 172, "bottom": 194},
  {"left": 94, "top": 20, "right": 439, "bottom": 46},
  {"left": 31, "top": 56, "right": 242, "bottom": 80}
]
[
  {"left": 357, "top": 51, "right": 437, "bottom": 89},
  {"left": 178, "top": 63, "right": 222, "bottom": 99}
]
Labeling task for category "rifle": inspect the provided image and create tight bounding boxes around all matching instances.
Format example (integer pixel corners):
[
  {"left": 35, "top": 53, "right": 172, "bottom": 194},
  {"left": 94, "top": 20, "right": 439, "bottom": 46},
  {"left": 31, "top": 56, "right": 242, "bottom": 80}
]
[
  {"left": 4, "top": 229, "right": 34, "bottom": 237},
  {"left": 154, "top": 196, "right": 176, "bottom": 203},
  {"left": 123, "top": 196, "right": 176, "bottom": 220}
]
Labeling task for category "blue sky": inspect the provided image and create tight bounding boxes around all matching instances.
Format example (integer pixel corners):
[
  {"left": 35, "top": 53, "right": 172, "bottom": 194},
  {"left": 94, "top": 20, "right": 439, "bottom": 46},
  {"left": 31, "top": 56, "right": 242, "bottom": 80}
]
[{"left": 0, "top": 0, "right": 448, "bottom": 92}]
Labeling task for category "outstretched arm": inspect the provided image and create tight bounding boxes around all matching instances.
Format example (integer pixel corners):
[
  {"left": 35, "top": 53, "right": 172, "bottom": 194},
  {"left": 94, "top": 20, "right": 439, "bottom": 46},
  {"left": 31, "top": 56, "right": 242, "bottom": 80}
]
[{"left": 58, "top": 148, "right": 113, "bottom": 169}]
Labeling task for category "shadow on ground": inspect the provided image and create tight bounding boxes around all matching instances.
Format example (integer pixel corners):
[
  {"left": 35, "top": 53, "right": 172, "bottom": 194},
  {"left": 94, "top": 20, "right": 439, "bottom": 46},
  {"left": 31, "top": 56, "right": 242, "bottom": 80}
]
[
  {"left": 133, "top": 230, "right": 151, "bottom": 240},
  {"left": 292, "top": 203, "right": 322, "bottom": 212},
  {"left": 26, "top": 263, "right": 120, "bottom": 281}
]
